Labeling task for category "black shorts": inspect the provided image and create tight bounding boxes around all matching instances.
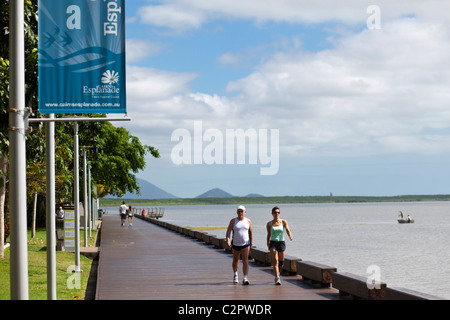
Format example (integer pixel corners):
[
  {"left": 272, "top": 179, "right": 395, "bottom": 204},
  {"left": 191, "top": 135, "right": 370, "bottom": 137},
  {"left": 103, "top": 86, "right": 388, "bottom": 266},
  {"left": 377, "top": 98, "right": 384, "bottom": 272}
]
[
  {"left": 120, "top": 213, "right": 127, "bottom": 220},
  {"left": 232, "top": 243, "right": 250, "bottom": 251},
  {"left": 269, "top": 241, "right": 286, "bottom": 252}
]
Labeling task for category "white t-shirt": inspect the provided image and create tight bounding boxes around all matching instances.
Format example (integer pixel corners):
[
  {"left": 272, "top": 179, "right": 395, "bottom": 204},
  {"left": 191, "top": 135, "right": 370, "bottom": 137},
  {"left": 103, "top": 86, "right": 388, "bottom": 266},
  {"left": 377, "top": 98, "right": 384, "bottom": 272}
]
[{"left": 119, "top": 204, "right": 128, "bottom": 214}]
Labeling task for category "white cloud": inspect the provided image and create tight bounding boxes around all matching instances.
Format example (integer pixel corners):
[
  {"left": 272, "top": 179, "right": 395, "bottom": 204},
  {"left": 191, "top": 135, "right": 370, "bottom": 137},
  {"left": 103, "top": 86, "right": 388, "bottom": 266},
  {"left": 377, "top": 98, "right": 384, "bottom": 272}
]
[
  {"left": 124, "top": 17, "right": 450, "bottom": 161},
  {"left": 224, "top": 18, "right": 450, "bottom": 156},
  {"left": 121, "top": 1, "right": 450, "bottom": 197},
  {"left": 217, "top": 52, "right": 241, "bottom": 67},
  {"left": 126, "top": 65, "right": 197, "bottom": 101},
  {"left": 137, "top": 4, "right": 206, "bottom": 30},
  {"left": 137, "top": 0, "right": 450, "bottom": 31},
  {"left": 126, "top": 39, "right": 164, "bottom": 63}
]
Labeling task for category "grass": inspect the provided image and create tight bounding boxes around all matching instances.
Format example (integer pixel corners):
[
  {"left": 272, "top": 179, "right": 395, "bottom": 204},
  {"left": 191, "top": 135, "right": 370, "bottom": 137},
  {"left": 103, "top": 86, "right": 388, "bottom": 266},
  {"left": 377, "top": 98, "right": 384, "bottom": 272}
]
[{"left": 0, "top": 228, "right": 97, "bottom": 300}]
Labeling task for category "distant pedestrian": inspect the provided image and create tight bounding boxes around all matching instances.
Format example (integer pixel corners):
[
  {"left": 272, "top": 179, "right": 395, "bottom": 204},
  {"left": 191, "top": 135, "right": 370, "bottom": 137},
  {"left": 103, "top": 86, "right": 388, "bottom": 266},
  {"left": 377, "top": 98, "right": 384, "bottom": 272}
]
[
  {"left": 226, "top": 205, "right": 253, "bottom": 285},
  {"left": 56, "top": 206, "right": 65, "bottom": 219},
  {"left": 266, "top": 206, "right": 293, "bottom": 285},
  {"left": 119, "top": 201, "right": 128, "bottom": 226},
  {"left": 127, "top": 205, "right": 133, "bottom": 226}
]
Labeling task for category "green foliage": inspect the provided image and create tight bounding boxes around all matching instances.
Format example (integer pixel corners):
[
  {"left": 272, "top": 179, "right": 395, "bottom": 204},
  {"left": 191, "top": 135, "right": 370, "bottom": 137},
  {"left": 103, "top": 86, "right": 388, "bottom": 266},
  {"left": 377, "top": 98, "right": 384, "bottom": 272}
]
[
  {"left": 1, "top": 0, "right": 39, "bottom": 152},
  {"left": 93, "top": 122, "right": 160, "bottom": 197},
  {"left": 1, "top": 0, "right": 160, "bottom": 226},
  {"left": 0, "top": 58, "right": 8, "bottom": 149},
  {"left": 47, "top": 118, "right": 160, "bottom": 201}
]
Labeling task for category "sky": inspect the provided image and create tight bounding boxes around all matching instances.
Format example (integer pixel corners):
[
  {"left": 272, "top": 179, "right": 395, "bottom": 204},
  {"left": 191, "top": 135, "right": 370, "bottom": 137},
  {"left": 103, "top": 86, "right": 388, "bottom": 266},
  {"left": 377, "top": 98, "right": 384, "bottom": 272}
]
[{"left": 113, "top": 0, "right": 450, "bottom": 198}]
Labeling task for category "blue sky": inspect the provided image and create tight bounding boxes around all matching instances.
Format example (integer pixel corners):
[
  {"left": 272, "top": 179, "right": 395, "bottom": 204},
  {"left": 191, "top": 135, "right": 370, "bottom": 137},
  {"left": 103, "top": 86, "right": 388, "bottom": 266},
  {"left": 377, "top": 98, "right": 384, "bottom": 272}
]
[{"left": 116, "top": 1, "right": 450, "bottom": 198}]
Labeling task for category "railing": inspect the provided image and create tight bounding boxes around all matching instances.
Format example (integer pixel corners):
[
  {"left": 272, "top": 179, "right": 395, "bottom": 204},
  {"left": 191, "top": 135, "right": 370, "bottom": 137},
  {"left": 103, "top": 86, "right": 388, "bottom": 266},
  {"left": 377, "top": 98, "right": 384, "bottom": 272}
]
[{"left": 131, "top": 207, "right": 165, "bottom": 219}]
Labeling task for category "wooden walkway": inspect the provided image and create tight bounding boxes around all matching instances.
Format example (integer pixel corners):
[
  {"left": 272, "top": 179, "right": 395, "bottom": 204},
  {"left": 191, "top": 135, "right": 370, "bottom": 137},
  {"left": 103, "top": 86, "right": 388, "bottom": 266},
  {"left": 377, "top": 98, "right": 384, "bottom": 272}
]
[{"left": 95, "top": 215, "right": 340, "bottom": 300}]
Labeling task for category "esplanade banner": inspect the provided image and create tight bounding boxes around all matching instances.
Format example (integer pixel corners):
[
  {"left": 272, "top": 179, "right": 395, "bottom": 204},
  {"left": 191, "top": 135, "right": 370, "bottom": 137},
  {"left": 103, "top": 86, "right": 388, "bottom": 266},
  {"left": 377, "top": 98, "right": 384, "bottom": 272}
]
[{"left": 38, "top": 0, "right": 126, "bottom": 114}]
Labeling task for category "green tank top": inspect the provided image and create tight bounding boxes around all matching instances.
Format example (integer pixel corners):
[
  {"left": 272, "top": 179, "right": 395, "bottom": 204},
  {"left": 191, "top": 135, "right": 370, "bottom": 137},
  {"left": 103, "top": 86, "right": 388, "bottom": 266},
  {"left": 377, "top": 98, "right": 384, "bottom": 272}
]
[{"left": 270, "top": 223, "right": 284, "bottom": 241}]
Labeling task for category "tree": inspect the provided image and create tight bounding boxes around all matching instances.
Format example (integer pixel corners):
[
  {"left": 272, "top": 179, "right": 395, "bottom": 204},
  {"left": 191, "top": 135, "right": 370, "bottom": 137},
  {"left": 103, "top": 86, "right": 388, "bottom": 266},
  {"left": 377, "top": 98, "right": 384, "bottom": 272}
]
[
  {"left": 0, "top": 0, "right": 11, "bottom": 258},
  {"left": 51, "top": 118, "right": 160, "bottom": 202},
  {"left": 91, "top": 122, "right": 159, "bottom": 197},
  {"left": 1, "top": 0, "right": 160, "bottom": 249}
]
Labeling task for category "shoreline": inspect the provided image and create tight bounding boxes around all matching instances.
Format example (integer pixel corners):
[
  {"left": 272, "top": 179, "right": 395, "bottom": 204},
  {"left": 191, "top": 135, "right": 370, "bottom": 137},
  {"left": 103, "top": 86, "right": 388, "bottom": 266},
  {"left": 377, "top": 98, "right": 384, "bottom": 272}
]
[{"left": 100, "top": 194, "right": 450, "bottom": 207}]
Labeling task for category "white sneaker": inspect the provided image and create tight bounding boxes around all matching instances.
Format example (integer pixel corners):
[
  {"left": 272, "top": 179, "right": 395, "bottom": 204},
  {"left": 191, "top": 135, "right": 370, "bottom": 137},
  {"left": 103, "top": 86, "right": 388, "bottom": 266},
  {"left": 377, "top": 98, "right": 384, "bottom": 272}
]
[
  {"left": 275, "top": 276, "right": 281, "bottom": 285},
  {"left": 242, "top": 278, "right": 249, "bottom": 285},
  {"left": 233, "top": 275, "right": 238, "bottom": 284}
]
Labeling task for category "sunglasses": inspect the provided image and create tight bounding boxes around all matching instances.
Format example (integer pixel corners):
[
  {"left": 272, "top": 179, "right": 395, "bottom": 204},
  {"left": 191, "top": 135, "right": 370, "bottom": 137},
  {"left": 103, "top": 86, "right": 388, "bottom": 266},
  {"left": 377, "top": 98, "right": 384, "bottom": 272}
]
[{"left": 273, "top": 211, "right": 280, "bottom": 214}]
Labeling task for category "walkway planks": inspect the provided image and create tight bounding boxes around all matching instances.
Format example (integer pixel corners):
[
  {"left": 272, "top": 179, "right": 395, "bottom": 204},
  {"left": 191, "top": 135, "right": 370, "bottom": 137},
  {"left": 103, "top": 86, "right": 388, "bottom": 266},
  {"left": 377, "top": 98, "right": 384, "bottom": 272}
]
[{"left": 95, "top": 215, "right": 340, "bottom": 300}]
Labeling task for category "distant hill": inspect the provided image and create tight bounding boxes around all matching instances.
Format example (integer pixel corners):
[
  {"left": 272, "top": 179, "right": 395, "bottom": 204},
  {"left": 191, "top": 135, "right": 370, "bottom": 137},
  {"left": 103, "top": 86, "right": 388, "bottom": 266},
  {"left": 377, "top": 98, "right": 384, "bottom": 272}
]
[
  {"left": 109, "top": 178, "right": 177, "bottom": 199},
  {"left": 196, "top": 188, "right": 234, "bottom": 198},
  {"left": 245, "top": 193, "right": 264, "bottom": 197}
]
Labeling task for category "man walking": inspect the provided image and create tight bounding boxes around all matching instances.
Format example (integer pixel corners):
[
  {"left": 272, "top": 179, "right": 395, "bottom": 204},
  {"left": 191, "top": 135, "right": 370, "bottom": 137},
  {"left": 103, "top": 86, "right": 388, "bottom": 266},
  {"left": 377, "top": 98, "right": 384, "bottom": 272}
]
[{"left": 119, "top": 201, "right": 128, "bottom": 226}]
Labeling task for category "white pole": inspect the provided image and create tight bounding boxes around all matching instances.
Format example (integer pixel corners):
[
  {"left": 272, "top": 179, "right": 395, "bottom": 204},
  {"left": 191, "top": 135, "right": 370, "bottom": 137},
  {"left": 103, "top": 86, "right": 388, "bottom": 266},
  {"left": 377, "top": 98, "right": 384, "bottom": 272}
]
[
  {"left": 88, "top": 164, "right": 92, "bottom": 236},
  {"left": 46, "top": 114, "right": 56, "bottom": 300},
  {"left": 83, "top": 150, "right": 87, "bottom": 247},
  {"left": 9, "top": 0, "right": 29, "bottom": 300},
  {"left": 74, "top": 123, "right": 81, "bottom": 272}
]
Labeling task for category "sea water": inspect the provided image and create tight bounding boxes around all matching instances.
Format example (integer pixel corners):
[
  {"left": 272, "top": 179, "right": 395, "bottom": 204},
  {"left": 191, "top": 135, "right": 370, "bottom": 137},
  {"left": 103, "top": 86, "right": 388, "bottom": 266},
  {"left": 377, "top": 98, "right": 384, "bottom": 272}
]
[{"left": 104, "top": 201, "right": 450, "bottom": 299}]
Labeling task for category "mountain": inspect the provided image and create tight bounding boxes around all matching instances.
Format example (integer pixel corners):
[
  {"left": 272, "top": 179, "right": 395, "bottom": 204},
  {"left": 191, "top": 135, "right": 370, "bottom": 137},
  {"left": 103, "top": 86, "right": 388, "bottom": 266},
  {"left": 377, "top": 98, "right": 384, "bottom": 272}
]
[
  {"left": 110, "top": 178, "right": 177, "bottom": 199},
  {"left": 196, "top": 188, "right": 234, "bottom": 198}
]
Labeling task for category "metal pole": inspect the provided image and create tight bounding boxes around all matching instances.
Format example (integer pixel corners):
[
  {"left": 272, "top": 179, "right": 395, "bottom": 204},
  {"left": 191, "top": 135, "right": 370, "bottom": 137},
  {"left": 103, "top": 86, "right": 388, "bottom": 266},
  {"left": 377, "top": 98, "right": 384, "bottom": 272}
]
[
  {"left": 88, "top": 164, "right": 92, "bottom": 236},
  {"left": 83, "top": 150, "right": 87, "bottom": 247},
  {"left": 9, "top": 0, "right": 29, "bottom": 300},
  {"left": 73, "top": 123, "right": 81, "bottom": 272},
  {"left": 46, "top": 114, "right": 56, "bottom": 300}
]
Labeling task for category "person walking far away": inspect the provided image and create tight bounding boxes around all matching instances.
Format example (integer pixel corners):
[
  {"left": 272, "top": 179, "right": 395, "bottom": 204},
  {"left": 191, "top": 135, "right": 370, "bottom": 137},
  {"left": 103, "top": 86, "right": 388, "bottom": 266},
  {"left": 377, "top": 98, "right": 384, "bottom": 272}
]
[
  {"left": 226, "top": 205, "right": 253, "bottom": 285},
  {"left": 56, "top": 206, "right": 64, "bottom": 219},
  {"left": 119, "top": 201, "right": 128, "bottom": 226},
  {"left": 266, "top": 206, "right": 293, "bottom": 285},
  {"left": 127, "top": 205, "right": 133, "bottom": 226}
]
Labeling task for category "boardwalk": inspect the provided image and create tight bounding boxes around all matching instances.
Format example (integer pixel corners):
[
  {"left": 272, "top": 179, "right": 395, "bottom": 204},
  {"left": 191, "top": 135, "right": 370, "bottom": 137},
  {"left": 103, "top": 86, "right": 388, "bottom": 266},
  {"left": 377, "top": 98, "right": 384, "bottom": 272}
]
[{"left": 95, "top": 215, "right": 340, "bottom": 300}]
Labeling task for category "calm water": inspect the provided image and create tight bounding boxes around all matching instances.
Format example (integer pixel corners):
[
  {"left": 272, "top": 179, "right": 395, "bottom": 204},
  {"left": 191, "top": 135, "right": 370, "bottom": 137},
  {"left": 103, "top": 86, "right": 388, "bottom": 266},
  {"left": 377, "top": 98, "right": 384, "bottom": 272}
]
[{"left": 105, "top": 201, "right": 450, "bottom": 299}]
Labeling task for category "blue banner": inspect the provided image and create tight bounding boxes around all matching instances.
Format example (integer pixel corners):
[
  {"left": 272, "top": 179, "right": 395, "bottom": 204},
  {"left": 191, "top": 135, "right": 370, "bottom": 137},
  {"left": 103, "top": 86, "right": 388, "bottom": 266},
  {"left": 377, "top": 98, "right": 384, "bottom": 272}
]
[{"left": 38, "top": 0, "right": 126, "bottom": 114}]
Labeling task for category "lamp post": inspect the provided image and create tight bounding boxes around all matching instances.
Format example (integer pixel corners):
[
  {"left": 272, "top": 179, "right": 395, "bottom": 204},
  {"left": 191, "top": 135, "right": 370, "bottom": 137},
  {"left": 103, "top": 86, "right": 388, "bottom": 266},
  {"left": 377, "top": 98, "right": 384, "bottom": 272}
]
[
  {"left": 9, "top": 0, "right": 29, "bottom": 300},
  {"left": 46, "top": 114, "right": 56, "bottom": 300},
  {"left": 74, "top": 123, "right": 81, "bottom": 272}
]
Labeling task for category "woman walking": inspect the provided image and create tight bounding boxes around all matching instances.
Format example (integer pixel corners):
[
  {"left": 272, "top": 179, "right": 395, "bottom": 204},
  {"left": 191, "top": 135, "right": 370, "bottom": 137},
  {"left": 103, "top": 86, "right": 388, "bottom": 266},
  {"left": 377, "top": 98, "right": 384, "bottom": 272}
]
[{"left": 266, "top": 206, "right": 293, "bottom": 285}]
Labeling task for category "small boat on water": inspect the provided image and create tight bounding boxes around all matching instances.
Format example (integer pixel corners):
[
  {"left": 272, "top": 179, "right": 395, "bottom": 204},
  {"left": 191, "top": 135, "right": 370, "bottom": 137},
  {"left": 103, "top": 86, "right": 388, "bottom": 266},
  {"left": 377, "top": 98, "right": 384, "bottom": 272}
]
[
  {"left": 397, "top": 210, "right": 414, "bottom": 223},
  {"left": 398, "top": 218, "right": 414, "bottom": 224}
]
